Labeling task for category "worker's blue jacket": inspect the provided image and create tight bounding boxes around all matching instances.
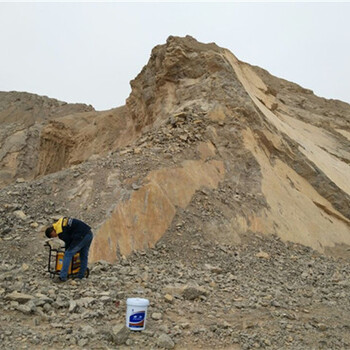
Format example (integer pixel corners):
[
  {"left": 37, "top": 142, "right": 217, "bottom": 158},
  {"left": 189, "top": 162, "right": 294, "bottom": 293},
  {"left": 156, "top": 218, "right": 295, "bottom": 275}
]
[{"left": 53, "top": 217, "right": 92, "bottom": 250}]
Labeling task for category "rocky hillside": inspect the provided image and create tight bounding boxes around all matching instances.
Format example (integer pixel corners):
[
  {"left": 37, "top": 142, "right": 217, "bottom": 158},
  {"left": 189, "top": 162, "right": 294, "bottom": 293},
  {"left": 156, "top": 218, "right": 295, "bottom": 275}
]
[
  {"left": 1, "top": 36, "right": 349, "bottom": 262},
  {"left": 98, "top": 35, "right": 350, "bottom": 260},
  {"left": 1, "top": 35, "right": 350, "bottom": 349},
  {"left": 0, "top": 91, "right": 94, "bottom": 188}
]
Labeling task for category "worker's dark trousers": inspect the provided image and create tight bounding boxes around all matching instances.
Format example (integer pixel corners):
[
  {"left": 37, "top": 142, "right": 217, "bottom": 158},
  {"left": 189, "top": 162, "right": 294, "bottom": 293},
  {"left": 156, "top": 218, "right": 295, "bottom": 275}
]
[{"left": 60, "top": 232, "right": 93, "bottom": 280}]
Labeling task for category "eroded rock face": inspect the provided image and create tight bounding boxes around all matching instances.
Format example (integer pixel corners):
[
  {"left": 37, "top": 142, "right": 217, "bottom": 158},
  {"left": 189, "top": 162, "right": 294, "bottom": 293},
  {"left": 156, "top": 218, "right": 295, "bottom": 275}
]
[
  {"left": 1, "top": 36, "right": 350, "bottom": 263},
  {"left": 91, "top": 159, "right": 225, "bottom": 262},
  {"left": 126, "top": 35, "right": 242, "bottom": 132},
  {"left": 217, "top": 50, "right": 350, "bottom": 251},
  {"left": 92, "top": 35, "right": 350, "bottom": 261},
  {"left": 35, "top": 106, "right": 136, "bottom": 176},
  {"left": 0, "top": 92, "right": 94, "bottom": 188}
]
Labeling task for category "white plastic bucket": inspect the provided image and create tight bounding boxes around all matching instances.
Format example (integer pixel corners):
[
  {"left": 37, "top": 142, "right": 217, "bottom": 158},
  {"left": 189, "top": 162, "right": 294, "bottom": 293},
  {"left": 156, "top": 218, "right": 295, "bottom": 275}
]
[{"left": 126, "top": 298, "right": 150, "bottom": 331}]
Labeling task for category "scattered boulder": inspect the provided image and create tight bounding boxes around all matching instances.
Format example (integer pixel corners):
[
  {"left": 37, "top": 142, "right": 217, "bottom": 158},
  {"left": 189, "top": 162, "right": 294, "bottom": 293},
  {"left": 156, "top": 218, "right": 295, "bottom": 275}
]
[
  {"left": 183, "top": 285, "right": 208, "bottom": 300},
  {"left": 6, "top": 291, "right": 34, "bottom": 304},
  {"left": 157, "top": 333, "right": 175, "bottom": 349},
  {"left": 110, "top": 324, "right": 129, "bottom": 345}
]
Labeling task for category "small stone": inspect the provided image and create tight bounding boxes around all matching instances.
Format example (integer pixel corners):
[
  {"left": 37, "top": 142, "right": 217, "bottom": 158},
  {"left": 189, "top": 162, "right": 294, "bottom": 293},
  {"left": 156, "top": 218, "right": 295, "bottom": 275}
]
[
  {"left": 16, "top": 304, "right": 33, "bottom": 315},
  {"left": 43, "top": 303, "right": 51, "bottom": 312},
  {"left": 179, "top": 134, "right": 188, "bottom": 141},
  {"left": 110, "top": 324, "right": 129, "bottom": 345},
  {"left": 317, "top": 323, "right": 328, "bottom": 331},
  {"left": 76, "top": 297, "right": 95, "bottom": 308},
  {"left": 80, "top": 325, "right": 96, "bottom": 335},
  {"left": 51, "top": 323, "right": 64, "bottom": 328},
  {"left": 141, "top": 271, "right": 149, "bottom": 281},
  {"left": 119, "top": 149, "right": 131, "bottom": 156},
  {"left": 69, "top": 300, "right": 78, "bottom": 313},
  {"left": 6, "top": 291, "right": 34, "bottom": 304},
  {"left": 183, "top": 285, "right": 208, "bottom": 300},
  {"left": 152, "top": 312, "right": 162, "bottom": 320},
  {"left": 164, "top": 294, "right": 174, "bottom": 304},
  {"left": 13, "top": 210, "right": 28, "bottom": 220},
  {"left": 163, "top": 284, "right": 186, "bottom": 297},
  {"left": 264, "top": 339, "right": 272, "bottom": 346},
  {"left": 77, "top": 338, "right": 88, "bottom": 347},
  {"left": 21, "top": 263, "right": 29, "bottom": 272},
  {"left": 125, "top": 339, "right": 133, "bottom": 346},
  {"left": 256, "top": 251, "right": 270, "bottom": 259},
  {"left": 157, "top": 333, "right": 175, "bottom": 349},
  {"left": 133, "top": 147, "right": 142, "bottom": 154},
  {"left": 204, "top": 264, "right": 222, "bottom": 273}
]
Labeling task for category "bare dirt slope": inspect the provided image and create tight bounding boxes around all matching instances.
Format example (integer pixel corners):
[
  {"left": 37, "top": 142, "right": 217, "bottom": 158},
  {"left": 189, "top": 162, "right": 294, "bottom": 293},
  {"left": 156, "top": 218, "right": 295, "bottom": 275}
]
[
  {"left": 1, "top": 35, "right": 350, "bottom": 349},
  {"left": 92, "top": 35, "right": 350, "bottom": 260}
]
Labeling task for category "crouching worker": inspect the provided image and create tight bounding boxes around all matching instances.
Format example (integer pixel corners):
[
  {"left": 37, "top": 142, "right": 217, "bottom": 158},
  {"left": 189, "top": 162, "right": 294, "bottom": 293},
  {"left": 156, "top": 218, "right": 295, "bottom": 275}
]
[{"left": 45, "top": 217, "right": 93, "bottom": 282}]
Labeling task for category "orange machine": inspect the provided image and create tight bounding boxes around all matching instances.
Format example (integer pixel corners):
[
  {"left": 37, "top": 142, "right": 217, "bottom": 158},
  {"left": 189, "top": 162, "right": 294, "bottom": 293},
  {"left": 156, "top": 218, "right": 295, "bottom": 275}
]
[{"left": 45, "top": 243, "right": 89, "bottom": 279}]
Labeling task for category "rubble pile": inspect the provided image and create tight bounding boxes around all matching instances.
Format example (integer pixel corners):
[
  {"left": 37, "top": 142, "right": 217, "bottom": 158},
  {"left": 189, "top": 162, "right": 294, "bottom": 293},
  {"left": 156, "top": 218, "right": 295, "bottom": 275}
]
[{"left": 1, "top": 229, "right": 350, "bottom": 350}]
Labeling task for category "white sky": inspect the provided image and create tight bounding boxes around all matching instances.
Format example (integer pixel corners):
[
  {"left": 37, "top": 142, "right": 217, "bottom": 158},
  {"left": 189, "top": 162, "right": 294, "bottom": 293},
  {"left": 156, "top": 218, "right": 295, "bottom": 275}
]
[{"left": 0, "top": 2, "right": 349, "bottom": 111}]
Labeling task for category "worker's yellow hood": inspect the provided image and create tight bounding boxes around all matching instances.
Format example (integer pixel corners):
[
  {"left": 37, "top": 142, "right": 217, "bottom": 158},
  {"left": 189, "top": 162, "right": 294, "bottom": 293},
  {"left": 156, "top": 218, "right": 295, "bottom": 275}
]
[{"left": 52, "top": 217, "right": 69, "bottom": 235}]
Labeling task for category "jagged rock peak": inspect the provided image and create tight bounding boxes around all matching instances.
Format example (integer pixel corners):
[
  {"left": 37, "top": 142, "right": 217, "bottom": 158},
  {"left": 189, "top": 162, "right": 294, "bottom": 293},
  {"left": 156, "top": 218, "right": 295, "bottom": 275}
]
[{"left": 126, "top": 35, "right": 238, "bottom": 131}]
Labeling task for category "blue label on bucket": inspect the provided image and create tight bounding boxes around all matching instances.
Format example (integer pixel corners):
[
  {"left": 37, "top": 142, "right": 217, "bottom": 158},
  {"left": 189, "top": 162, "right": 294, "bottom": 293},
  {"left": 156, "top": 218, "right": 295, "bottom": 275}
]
[{"left": 129, "top": 311, "right": 145, "bottom": 328}]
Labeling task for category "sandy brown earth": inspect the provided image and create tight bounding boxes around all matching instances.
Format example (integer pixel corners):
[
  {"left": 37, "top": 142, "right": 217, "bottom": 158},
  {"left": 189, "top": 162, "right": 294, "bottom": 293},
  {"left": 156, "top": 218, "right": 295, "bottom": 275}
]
[{"left": 1, "top": 35, "right": 350, "bottom": 349}]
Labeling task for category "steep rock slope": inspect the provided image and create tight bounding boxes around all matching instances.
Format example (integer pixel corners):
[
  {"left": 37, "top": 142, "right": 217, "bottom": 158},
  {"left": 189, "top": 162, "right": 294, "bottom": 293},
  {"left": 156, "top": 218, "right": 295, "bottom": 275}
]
[
  {"left": 35, "top": 106, "right": 136, "bottom": 176},
  {"left": 1, "top": 36, "right": 349, "bottom": 264},
  {"left": 91, "top": 36, "right": 350, "bottom": 261}
]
